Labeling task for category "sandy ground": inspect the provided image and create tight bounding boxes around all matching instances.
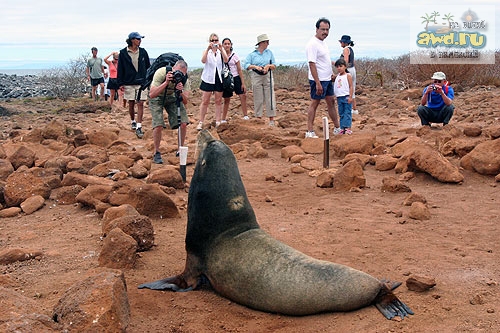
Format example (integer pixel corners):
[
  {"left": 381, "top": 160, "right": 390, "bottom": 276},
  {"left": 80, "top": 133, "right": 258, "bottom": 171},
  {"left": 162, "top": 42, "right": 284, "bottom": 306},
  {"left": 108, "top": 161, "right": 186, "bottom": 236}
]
[{"left": 1, "top": 85, "right": 499, "bottom": 332}]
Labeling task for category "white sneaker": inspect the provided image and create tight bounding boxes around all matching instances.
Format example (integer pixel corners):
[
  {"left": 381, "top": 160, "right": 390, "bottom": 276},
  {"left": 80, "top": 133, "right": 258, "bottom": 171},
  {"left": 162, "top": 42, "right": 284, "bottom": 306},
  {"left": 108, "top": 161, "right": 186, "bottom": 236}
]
[
  {"left": 305, "top": 131, "right": 318, "bottom": 138},
  {"left": 352, "top": 109, "right": 359, "bottom": 115},
  {"left": 269, "top": 120, "right": 275, "bottom": 127},
  {"left": 220, "top": 120, "right": 227, "bottom": 124},
  {"left": 243, "top": 115, "right": 250, "bottom": 120},
  {"left": 333, "top": 127, "right": 342, "bottom": 135},
  {"left": 196, "top": 122, "right": 203, "bottom": 131},
  {"left": 215, "top": 121, "right": 221, "bottom": 128}
]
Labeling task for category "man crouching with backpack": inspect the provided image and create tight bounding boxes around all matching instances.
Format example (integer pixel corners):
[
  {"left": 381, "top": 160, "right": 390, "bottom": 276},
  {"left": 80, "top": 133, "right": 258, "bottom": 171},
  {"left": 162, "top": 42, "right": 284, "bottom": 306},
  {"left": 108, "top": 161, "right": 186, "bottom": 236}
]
[{"left": 148, "top": 60, "right": 190, "bottom": 164}]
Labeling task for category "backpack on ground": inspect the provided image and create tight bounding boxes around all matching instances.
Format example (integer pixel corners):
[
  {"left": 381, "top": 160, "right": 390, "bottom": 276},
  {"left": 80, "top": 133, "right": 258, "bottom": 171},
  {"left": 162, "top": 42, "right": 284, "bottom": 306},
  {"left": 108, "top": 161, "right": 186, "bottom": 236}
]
[{"left": 139, "top": 52, "right": 187, "bottom": 92}]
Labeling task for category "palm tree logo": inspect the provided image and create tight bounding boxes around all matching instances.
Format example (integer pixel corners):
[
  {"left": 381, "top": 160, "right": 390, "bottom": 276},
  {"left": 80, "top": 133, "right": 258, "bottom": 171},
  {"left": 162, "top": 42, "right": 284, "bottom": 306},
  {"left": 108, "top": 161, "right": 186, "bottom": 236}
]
[{"left": 421, "top": 13, "right": 433, "bottom": 31}]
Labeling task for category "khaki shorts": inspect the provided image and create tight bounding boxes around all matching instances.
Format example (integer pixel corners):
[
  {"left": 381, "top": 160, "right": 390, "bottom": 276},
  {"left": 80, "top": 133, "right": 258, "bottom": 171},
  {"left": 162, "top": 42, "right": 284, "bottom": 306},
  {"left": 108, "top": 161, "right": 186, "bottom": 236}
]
[
  {"left": 123, "top": 85, "right": 148, "bottom": 101},
  {"left": 149, "top": 95, "right": 188, "bottom": 130}
]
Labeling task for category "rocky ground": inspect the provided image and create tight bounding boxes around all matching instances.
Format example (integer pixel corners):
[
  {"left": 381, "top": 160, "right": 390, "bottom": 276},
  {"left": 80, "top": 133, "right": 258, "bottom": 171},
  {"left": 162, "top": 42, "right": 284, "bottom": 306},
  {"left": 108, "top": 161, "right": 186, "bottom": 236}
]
[{"left": 0, "top": 82, "right": 499, "bottom": 332}]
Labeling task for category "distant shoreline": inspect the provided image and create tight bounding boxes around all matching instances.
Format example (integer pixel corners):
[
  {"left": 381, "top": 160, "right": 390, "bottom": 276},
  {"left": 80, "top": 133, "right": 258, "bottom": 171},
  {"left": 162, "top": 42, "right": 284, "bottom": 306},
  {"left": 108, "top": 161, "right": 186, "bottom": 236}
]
[{"left": 0, "top": 69, "right": 47, "bottom": 76}]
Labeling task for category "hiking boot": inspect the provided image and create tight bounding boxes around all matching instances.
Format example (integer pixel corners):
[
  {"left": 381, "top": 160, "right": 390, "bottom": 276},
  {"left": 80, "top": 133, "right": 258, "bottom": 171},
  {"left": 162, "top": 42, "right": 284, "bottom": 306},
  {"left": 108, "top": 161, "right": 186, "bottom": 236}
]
[
  {"left": 196, "top": 122, "right": 203, "bottom": 131},
  {"left": 131, "top": 120, "right": 137, "bottom": 130},
  {"left": 305, "top": 131, "right": 318, "bottom": 138},
  {"left": 153, "top": 151, "right": 163, "bottom": 164},
  {"left": 135, "top": 127, "right": 144, "bottom": 139},
  {"left": 333, "top": 127, "right": 342, "bottom": 135}
]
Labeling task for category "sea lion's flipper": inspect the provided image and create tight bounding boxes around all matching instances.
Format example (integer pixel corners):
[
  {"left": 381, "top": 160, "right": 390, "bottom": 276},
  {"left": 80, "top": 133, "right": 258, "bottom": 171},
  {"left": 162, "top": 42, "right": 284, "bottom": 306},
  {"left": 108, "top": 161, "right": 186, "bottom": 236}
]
[
  {"left": 374, "top": 280, "right": 414, "bottom": 320},
  {"left": 138, "top": 273, "right": 198, "bottom": 292},
  {"left": 375, "top": 298, "right": 414, "bottom": 320}
]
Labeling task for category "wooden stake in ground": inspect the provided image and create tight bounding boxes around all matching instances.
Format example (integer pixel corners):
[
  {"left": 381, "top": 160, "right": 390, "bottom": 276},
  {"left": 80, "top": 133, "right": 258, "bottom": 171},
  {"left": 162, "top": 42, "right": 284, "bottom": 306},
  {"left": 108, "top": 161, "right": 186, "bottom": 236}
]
[{"left": 322, "top": 116, "right": 329, "bottom": 169}]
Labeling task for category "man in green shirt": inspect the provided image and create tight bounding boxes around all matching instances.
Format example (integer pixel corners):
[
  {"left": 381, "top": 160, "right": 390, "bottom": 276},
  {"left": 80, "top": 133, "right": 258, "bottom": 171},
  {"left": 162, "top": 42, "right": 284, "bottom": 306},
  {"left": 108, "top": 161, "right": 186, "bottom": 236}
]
[{"left": 86, "top": 47, "right": 105, "bottom": 101}]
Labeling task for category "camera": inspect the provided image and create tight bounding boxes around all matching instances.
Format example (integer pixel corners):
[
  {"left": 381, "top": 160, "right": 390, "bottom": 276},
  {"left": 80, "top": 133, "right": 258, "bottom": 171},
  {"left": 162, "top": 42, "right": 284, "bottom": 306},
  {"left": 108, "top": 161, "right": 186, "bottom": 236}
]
[
  {"left": 172, "top": 70, "right": 185, "bottom": 85},
  {"left": 432, "top": 85, "right": 437, "bottom": 91},
  {"left": 213, "top": 44, "right": 218, "bottom": 47}
]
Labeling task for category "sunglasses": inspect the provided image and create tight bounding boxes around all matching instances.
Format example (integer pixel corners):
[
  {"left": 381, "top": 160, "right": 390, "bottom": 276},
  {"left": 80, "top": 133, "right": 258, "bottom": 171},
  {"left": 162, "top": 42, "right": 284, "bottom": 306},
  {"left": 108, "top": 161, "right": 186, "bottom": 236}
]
[
  {"left": 434, "top": 80, "right": 442, "bottom": 83},
  {"left": 211, "top": 39, "right": 219, "bottom": 42}
]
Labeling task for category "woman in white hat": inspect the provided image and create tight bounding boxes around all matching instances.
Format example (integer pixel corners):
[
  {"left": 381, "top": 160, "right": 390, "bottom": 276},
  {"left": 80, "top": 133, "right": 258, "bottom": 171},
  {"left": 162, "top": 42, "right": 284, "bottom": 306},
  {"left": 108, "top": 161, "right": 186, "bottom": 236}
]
[{"left": 244, "top": 34, "right": 277, "bottom": 126}]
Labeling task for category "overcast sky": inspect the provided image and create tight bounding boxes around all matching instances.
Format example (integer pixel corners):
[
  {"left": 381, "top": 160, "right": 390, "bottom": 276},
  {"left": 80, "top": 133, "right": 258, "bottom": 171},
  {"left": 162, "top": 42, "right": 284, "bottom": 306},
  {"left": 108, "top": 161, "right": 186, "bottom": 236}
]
[{"left": 1, "top": 1, "right": 498, "bottom": 70}]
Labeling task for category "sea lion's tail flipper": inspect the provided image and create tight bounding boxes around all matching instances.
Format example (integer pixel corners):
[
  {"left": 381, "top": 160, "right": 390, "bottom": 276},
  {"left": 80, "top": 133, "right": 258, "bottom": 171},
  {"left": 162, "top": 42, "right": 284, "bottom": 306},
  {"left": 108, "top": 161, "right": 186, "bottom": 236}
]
[
  {"left": 138, "top": 275, "right": 194, "bottom": 292},
  {"left": 374, "top": 280, "right": 414, "bottom": 320}
]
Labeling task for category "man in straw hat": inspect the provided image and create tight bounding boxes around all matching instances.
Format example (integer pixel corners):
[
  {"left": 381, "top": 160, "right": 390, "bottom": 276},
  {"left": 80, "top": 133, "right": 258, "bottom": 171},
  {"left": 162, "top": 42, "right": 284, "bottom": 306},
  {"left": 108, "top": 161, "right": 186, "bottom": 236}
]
[
  {"left": 244, "top": 34, "right": 277, "bottom": 126},
  {"left": 417, "top": 71, "right": 455, "bottom": 127}
]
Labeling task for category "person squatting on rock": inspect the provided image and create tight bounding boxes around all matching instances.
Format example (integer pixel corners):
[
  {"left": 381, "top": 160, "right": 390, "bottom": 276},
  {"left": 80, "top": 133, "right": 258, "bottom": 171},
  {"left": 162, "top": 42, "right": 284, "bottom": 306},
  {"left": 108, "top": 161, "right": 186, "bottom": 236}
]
[
  {"left": 333, "top": 58, "right": 354, "bottom": 135},
  {"left": 305, "top": 17, "right": 341, "bottom": 138},
  {"left": 148, "top": 60, "right": 190, "bottom": 164},
  {"left": 117, "top": 32, "right": 151, "bottom": 139},
  {"left": 86, "top": 47, "right": 105, "bottom": 101},
  {"left": 245, "top": 34, "right": 277, "bottom": 127},
  {"left": 196, "top": 33, "right": 228, "bottom": 130},
  {"left": 221, "top": 37, "right": 249, "bottom": 122},
  {"left": 417, "top": 71, "right": 455, "bottom": 127}
]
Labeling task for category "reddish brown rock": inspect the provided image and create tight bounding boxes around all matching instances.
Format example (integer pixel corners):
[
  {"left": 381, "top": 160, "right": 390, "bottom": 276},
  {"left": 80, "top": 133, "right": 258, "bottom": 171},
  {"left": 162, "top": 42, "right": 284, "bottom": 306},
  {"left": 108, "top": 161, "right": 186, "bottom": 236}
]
[
  {"left": 0, "top": 159, "right": 14, "bottom": 180},
  {"left": 102, "top": 214, "right": 154, "bottom": 251},
  {"left": 0, "top": 248, "right": 43, "bottom": 265},
  {"left": 147, "top": 166, "right": 185, "bottom": 189},
  {"left": 102, "top": 204, "right": 141, "bottom": 224},
  {"left": 374, "top": 154, "right": 399, "bottom": 171},
  {"left": 7, "top": 145, "right": 36, "bottom": 170},
  {"left": 50, "top": 185, "right": 85, "bottom": 205},
  {"left": 108, "top": 182, "right": 180, "bottom": 219},
  {"left": 300, "top": 138, "right": 323, "bottom": 154},
  {"left": 99, "top": 228, "right": 137, "bottom": 269},
  {"left": 460, "top": 138, "right": 500, "bottom": 175},
  {"left": 20, "top": 195, "right": 45, "bottom": 214},
  {"left": 403, "top": 192, "right": 427, "bottom": 206},
  {"left": 75, "top": 184, "right": 114, "bottom": 208},
  {"left": 52, "top": 269, "right": 130, "bottom": 332},
  {"left": 409, "top": 202, "right": 431, "bottom": 220},
  {"left": 406, "top": 275, "right": 436, "bottom": 292},
  {"left": 381, "top": 176, "right": 411, "bottom": 193},
  {"left": 41, "top": 120, "right": 67, "bottom": 140},
  {"left": 333, "top": 159, "right": 366, "bottom": 191},
  {"left": 331, "top": 134, "right": 376, "bottom": 158},
  {"left": 4, "top": 170, "right": 51, "bottom": 207},
  {"left": 281, "top": 145, "right": 305, "bottom": 160},
  {"left": 394, "top": 140, "right": 464, "bottom": 183},
  {"left": 0, "top": 207, "right": 22, "bottom": 218},
  {"left": 463, "top": 125, "right": 482, "bottom": 137}
]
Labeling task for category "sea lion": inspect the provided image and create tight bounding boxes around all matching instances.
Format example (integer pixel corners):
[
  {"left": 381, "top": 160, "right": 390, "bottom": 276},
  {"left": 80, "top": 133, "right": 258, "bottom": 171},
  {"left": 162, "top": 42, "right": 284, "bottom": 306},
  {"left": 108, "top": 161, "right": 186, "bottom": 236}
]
[{"left": 139, "top": 130, "right": 413, "bottom": 319}]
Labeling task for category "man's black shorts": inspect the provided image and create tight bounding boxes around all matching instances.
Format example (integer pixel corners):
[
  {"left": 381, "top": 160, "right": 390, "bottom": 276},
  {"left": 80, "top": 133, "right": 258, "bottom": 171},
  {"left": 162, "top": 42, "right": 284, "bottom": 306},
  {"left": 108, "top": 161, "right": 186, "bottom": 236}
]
[{"left": 91, "top": 77, "right": 105, "bottom": 87}]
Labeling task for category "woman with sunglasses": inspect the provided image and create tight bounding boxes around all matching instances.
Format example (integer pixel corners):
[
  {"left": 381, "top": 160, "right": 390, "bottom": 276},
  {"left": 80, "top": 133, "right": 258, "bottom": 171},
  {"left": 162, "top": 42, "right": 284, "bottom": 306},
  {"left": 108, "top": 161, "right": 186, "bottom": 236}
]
[
  {"left": 417, "top": 71, "right": 455, "bottom": 127},
  {"left": 196, "top": 33, "right": 229, "bottom": 130}
]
